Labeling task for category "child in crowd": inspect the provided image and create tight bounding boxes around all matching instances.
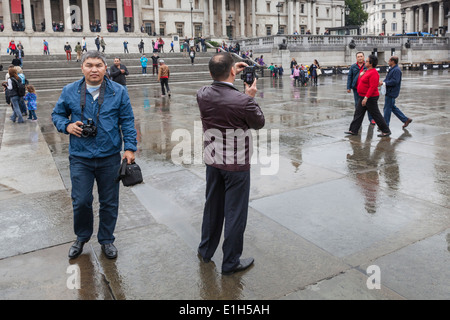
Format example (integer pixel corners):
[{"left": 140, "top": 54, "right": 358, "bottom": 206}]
[{"left": 24, "top": 84, "right": 37, "bottom": 120}]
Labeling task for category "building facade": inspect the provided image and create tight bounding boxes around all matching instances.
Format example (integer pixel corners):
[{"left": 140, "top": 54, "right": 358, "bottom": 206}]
[
  {"left": 400, "top": 0, "right": 450, "bottom": 35},
  {"left": 0, "top": 0, "right": 347, "bottom": 37},
  {"left": 361, "top": 0, "right": 403, "bottom": 35}
]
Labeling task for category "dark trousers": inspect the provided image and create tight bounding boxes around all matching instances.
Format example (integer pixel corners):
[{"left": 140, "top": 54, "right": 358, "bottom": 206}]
[
  {"left": 198, "top": 165, "right": 251, "bottom": 273},
  {"left": 353, "top": 88, "right": 373, "bottom": 121},
  {"left": 69, "top": 153, "right": 121, "bottom": 244},
  {"left": 349, "top": 96, "right": 390, "bottom": 134},
  {"left": 152, "top": 64, "right": 158, "bottom": 75},
  {"left": 160, "top": 78, "right": 170, "bottom": 95}
]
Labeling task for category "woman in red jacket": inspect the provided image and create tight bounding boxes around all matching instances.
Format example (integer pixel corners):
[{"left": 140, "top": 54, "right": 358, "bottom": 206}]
[{"left": 345, "top": 54, "right": 391, "bottom": 137}]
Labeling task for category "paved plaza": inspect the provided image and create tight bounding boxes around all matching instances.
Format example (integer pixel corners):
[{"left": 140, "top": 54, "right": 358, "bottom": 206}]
[{"left": 0, "top": 69, "right": 449, "bottom": 301}]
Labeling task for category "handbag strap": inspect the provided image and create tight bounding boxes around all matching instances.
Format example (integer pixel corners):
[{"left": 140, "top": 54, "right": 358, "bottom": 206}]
[{"left": 115, "top": 158, "right": 128, "bottom": 182}]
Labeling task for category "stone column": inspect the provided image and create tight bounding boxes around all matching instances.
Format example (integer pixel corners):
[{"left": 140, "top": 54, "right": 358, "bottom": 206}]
[
  {"left": 307, "top": 1, "right": 312, "bottom": 33},
  {"left": 240, "top": 0, "right": 245, "bottom": 37},
  {"left": 295, "top": 0, "right": 299, "bottom": 33},
  {"left": 99, "top": 0, "right": 108, "bottom": 34},
  {"left": 438, "top": 1, "right": 444, "bottom": 28},
  {"left": 252, "top": 0, "right": 256, "bottom": 37},
  {"left": 331, "top": 5, "right": 335, "bottom": 28},
  {"left": 208, "top": 0, "right": 214, "bottom": 36},
  {"left": 312, "top": 1, "right": 316, "bottom": 34},
  {"left": 203, "top": 0, "right": 208, "bottom": 36},
  {"left": 407, "top": 7, "right": 414, "bottom": 32},
  {"left": 418, "top": 5, "right": 424, "bottom": 32},
  {"left": 116, "top": 0, "right": 124, "bottom": 32},
  {"left": 2, "top": 0, "right": 11, "bottom": 32},
  {"left": 134, "top": 0, "right": 141, "bottom": 33},
  {"left": 23, "top": 0, "right": 34, "bottom": 32},
  {"left": 154, "top": 0, "right": 160, "bottom": 35},
  {"left": 415, "top": 7, "right": 419, "bottom": 32},
  {"left": 222, "top": 0, "right": 226, "bottom": 37},
  {"left": 63, "top": 0, "right": 71, "bottom": 33},
  {"left": 428, "top": 3, "right": 434, "bottom": 34},
  {"left": 82, "top": 0, "right": 89, "bottom": 33},
  {"left": 287, "top": 0, "right": 293, "bottom": 34},
  {"left": 43, "top": 0, "right": 52, "bottom": 33}
]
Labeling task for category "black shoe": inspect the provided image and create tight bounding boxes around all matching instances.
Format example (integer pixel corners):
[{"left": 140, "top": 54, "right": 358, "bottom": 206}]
[
  {"left": 377, "top": 132, "right": 391, "bottom": 137},
  {"left": 222, "top": 257, "right": 254, "bottom": 275},
  {"left": 197, "top": 251, "right": 211, "bottom": 263},
  {"left": 68, "top": 240, "right": 87, "bottom": 259},
  {"left": 344, "top": 131, "right": 358, "bottom": 136},
  {"left": 101, "top": 243, "right": 118, "bottom": 259}
]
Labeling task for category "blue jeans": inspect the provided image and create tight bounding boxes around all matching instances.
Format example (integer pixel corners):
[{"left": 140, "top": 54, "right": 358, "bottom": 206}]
[
  {"left": 353, "top": 89, "right": 373, "bottom": 122},
  {"left": 142, "top": 66, "right": 147, "bottom": 74},
  {"left": 383, "top": 96, "right": 408, "bottom": 127},
  {"left": 10, "top": 96, "right": 24, "bottom": 123},
  {"left": 69, "top": 153, "right": 121, "bottom": 244}
]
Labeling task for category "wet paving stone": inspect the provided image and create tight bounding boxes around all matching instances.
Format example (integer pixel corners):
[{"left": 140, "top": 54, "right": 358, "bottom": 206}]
[{"left": 0, "top": 70, "right": 449, "bottom": 300}]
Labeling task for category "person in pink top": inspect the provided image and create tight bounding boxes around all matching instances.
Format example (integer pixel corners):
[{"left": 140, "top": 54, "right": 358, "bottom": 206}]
[{"left": 345, "top": 54, "right": 391, "bottom": 138}]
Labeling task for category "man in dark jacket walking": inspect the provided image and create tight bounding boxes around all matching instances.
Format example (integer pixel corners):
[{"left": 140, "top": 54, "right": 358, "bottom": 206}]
[
  {"left": 109, "top": 57, "right": 129, "bottom": 88},
  {"left": 196, "top": 52, "right": 264, "bottom": 275},
  {"left": 347, "top": 52, "right": 374, "bottom": 124},
  {"left": 380, "top": 56, "right": 412, "bottom": 128}
]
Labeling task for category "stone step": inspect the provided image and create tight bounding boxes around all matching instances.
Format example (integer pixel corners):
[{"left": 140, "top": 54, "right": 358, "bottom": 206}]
[
  {"left": 26, "top": 72, "right": 213, "bottom": 90},
  {"left": 15, "top": 57, "right": 212, "bottom": 70},
  {"left": 18, "top": 63, "right": 210, "bottom": 77},
  {"left": 5, "top": 51, "right": 215, "bottom": 62}
]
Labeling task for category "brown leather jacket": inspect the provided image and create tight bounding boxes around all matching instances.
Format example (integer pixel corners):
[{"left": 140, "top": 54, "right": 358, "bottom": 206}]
[
  {"left": 197, "top": 81, "right": 265, "bottom": 171},
  {"left": 157, "top": 64, "right": 170, "bottom": 80}
]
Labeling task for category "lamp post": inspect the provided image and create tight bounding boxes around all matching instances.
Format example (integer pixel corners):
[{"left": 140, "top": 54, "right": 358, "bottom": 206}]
[
  {"left": 382, "top": 18, "right": 387, "bottom": 36},
  {"left": 344, "top": 5, "right": 350, "bottom": 35},
  {"left": 401, "top": 8, "right": 406, "bottom": 34},
  {"left": 189, "top": 0, "right": 193, "bottom": 38},
  {"left": 276, "top": 2, "right": 283, "bottom": 35},
  {"left": 228, "top": 14, "right": 233, "bottom": 40}
]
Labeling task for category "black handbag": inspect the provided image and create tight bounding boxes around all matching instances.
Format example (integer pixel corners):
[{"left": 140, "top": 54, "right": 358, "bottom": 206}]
[{"left": 116, "top": 159, "right": 143, "bottom": 187}]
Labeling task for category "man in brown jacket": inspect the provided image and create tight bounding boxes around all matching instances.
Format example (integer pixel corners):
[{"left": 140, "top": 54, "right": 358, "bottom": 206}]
[
  {"left": 157, "top": 59, "right": 171, "bottom": 97},
  {"left": 197, "top": 52, "right": 264, "bottom": 275}
]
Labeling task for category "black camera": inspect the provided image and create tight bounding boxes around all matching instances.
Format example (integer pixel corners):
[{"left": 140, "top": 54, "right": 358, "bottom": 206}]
[
  {"left": 80, "top": 118, "right": 97, "bottom": 138},
  {"left": 241, "top": 66, "right": 258, "bottom": 85}
]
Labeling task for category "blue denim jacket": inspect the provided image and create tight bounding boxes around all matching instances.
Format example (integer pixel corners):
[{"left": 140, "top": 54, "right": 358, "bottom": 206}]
[
  {"left": 52, "top": 76, "right": 137, "bottom": 159},
  {"left": 383, "top": 64, "right": 402, "bottom": 99}
]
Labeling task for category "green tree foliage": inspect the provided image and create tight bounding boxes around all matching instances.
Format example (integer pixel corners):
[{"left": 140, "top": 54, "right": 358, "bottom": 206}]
[{"left": 345, "top": 0, "right": 368, "bottom": 26}]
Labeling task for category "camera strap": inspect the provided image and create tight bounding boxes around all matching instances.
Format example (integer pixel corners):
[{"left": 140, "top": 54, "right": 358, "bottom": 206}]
[{"left": 80, "top": 79, "right": 106, "bottom": 124}]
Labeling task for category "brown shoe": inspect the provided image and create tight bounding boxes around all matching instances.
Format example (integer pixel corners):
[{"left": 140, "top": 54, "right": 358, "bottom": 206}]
[{"left": 403, "top": 118, "right": 413, "bottom": 128}]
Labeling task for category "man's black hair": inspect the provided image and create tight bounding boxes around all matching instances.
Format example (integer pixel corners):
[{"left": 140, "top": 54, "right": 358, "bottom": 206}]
[
  {"left": 390, "top": 56, "right": 399, "bottom": 65},
  {"left": 209, "top": 52, "right": 235, "bottom": 81},
  {"left": 368, "top": 54, "right": 378, "bottom": 68}
]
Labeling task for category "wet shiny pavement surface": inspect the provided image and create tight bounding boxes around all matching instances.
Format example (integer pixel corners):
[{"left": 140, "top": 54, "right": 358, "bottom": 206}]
[{"left": 0, "top": 71, "right": 449, "bottom": 300}]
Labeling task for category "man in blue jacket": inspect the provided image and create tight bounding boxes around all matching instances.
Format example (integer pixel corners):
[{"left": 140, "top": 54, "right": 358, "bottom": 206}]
[
  {"left": 380, "top": 56, "right": 412, "bottom": 128},
  {"left": 52, "top": 51, "right": 137, "bottom": 260},
  {"left": 347, "top": 51, "right": 374, "bottom": 124}
]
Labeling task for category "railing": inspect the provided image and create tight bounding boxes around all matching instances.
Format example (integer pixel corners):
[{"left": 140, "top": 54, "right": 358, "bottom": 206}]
[{"left": 229, "top": 34, "right": 449, "bottom": 51}]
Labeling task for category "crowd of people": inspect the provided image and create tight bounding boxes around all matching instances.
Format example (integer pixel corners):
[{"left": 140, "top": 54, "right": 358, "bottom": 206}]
[{"left": 2, "top": 63, "right": 38, "bottom": 123}]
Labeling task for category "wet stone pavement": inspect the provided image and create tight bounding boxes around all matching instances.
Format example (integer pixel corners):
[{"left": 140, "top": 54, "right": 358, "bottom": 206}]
[{"left": 0, "top": 70, "right": 449, "bottom": 301}]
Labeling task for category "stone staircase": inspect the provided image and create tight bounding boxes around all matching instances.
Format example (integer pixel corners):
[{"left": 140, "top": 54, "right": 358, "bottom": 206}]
[{"left": 1, "top": 52, "right": 217, "bottom": 91}]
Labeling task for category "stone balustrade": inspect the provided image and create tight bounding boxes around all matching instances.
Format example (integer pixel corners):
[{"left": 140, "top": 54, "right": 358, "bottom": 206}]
[{"left": 233, "top": 34, "right": 450, "bottom": 53}]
